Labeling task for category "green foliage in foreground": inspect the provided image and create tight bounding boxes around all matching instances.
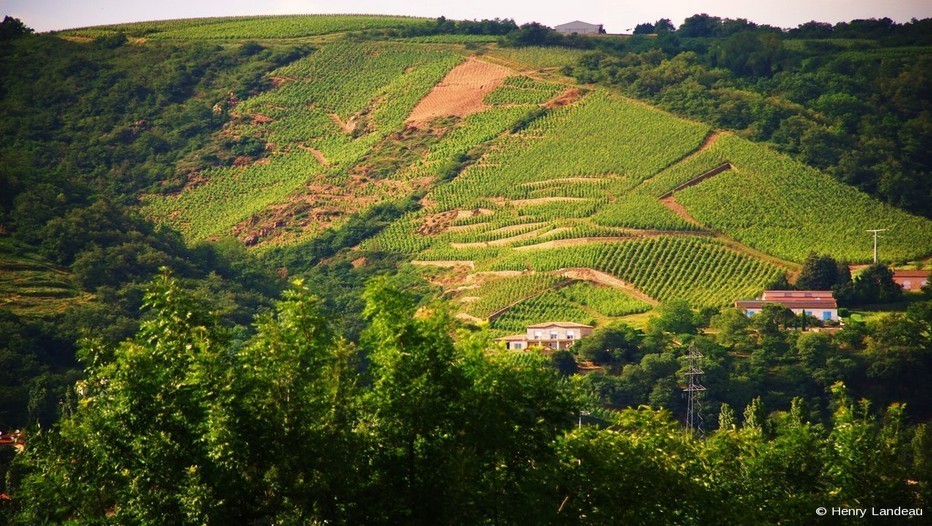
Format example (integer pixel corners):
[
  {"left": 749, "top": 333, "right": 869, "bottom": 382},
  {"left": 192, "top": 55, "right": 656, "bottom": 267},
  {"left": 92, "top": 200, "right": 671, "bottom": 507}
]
[{"left": 6, "top": 273, "right": 929, "bottom": 524}]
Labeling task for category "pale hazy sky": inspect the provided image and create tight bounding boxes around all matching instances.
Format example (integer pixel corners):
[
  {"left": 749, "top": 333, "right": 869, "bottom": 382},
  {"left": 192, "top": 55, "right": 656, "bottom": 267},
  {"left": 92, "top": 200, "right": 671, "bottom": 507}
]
[{"left": 4, "top": 0, "right": 931, "bottom": 33}]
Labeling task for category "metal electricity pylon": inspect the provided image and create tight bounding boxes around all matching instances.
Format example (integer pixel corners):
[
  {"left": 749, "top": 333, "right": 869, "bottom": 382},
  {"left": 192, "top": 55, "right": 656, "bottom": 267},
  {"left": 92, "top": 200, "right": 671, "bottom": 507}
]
[{"left": 683, "top": 343, "right": 706, "bottom": 437}]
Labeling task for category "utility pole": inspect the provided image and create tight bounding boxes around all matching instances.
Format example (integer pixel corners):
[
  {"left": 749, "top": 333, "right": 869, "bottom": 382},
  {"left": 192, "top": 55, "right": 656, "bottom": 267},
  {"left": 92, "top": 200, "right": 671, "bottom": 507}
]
[
  {"left": 578, "top": 410, "right": 590, "bottom": 429},
  {"left": 866, "top": 229, "right": 887, "bottom": 264},
  {"left": 683, "top": 343, "right": 706, "bottom": 438}
]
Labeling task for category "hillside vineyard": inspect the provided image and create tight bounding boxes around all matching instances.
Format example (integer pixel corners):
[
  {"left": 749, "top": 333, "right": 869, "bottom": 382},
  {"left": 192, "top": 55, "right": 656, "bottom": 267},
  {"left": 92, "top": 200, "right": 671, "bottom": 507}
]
[
  {"left": 129, "top": 26, "right": 931, "bottom": 329},
  {"left": 2, "top": 14, "right": 931, "bottom": 524}
]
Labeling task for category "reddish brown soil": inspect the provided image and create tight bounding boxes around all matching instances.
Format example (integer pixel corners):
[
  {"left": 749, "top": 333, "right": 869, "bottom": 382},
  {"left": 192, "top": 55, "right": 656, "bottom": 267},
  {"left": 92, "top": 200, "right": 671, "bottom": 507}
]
[
  {"left": 543, "top": 88, "right": 583, "bottom": 108},
  {"left": 407, "top": 58, "right": 513, "bottom": 126}
]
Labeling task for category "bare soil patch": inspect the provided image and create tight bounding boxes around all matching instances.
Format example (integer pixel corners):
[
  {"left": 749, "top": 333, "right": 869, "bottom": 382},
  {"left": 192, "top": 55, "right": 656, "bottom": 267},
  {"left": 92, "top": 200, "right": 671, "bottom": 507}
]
[
  {"left": 510, "top": 197, "right": 590, "bottom": 206},
  {"left": 660, "top": 197, "right": 800, "bottom": 274},
  {"left": 411, "top": 260, "right": 476, "bottom": 269},
  {"left": 456, "top": 208, "right": 494, "bottom": 220},
  {"left": 407, "top": 58, "right": 513, "bottom": 126},
  {"left": 231, "top": 178, "right": 384, "bottom": 247},
  {"left": 418, "top": 210, "right": 459, "bottom": 236},
  {"left": 250, "top": 114, "right": 275, "bottom": 124},
  {"left": 543, "top": 88, "right": 583, "bottom": 108}
]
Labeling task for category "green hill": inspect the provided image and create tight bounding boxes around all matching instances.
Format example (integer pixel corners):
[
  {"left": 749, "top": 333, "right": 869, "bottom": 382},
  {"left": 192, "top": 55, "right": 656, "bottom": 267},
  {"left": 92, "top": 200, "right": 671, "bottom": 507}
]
[{"left": 4, "top": 14, "right": 932, "bottom": 332}]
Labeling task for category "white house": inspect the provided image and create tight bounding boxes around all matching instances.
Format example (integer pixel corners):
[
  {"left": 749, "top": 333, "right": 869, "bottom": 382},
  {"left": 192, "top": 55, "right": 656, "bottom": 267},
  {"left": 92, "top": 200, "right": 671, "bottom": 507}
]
[
  {"left": 496, "top": 322, "right": 594, "bottom": 350},
  {"left": 554, "top": 21, "right": 604, "bottom": 35},
  {"left": 735, "top": 290, "right": 839, "bottom": 322}
]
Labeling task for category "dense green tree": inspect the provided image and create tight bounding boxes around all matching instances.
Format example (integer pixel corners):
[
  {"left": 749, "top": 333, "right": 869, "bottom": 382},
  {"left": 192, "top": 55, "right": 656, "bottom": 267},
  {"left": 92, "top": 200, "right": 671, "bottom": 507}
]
[
  {"left": 574, "top": 323, "right": 643, "bottom": 364},
  {"left": 836, "top": 263, "right": 903, "bottom": 305},
  {"left": 796, "top": 252, "right": 850, "bottom": 290},
  {"left": 711, "top": 308, "right": 754, "bottom": 350},
  {"left": 752, "top": 303, "right": 796, "bottom": 334},
  {"left": 648, "top": 299, "right": 702, "bottom": 335},
  {"left": 5, "top": 273, "right": 928, "bottom": 524},
  {"left": 0, "top": 16, "right": 32, "bottom": 40}
]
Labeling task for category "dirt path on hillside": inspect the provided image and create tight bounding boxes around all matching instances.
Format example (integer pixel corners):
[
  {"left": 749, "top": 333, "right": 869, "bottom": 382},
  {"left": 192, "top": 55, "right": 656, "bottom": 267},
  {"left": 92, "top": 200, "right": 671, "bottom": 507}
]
[
  {"left": 449, "top": 225, "right": 552, "bottom": 248},
  {"left": 521, "top": 177, "right": 607, "bottom": 187},
  {"left": 698, "top": 130, "right": 721, "bottom": 151},
  {"left": 466, "top": 270, "right": 527, "bottom": 280},
  {"left": 328, "top": 113, "right": 355, "bottom": 133},
  {"left": 632, "top": 131, "right": 724, "bottom": 194},
  {"left": 557, "top": 267, "right": 659, "bottom": 305},
  {"left": 660, "top": 196, "right": 706, "bottom": 229},
  {"left": 513, "top": 237, "right": 629, "bottom": 250},
  {"left": 298, "top": 145, "right": 330, "bottom": 166},
  {"left": 407, "top": 58, "right": 513, "bottom": 126},
  {"left": 509, "top": 197, "right": 591, "bottom": 206},
  {"left": 411, "top": 260, "right": 475, "bottom": 269}
]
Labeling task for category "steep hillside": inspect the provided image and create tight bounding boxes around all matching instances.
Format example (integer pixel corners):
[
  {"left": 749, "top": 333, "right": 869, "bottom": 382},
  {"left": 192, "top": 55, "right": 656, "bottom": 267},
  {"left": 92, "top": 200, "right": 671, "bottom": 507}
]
[
  {"left": 109, "top": 16, "right": 932, "bottom": 330},
  {"left": 10, "top": 15, "right": 932, "bottom": 332}
]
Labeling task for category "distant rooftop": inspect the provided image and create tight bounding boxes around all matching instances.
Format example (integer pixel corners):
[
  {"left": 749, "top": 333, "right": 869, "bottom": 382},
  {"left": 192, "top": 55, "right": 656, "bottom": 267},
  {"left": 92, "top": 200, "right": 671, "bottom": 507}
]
[{"left": 526, "top": 322, "right": 594, "bottom": 329}]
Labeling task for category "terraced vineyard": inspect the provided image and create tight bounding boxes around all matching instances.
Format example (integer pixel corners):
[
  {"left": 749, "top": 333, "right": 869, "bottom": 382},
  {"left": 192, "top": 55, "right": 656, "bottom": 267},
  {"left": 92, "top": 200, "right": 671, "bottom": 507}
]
[
  {"left": 458, "top": 273, "right": 565, "bottom": 319},
  {"left": 490, "top": 290, "right": 596, "bottom": 334},
  {"left": 114, "top": 21, "right": 929, "bottom": 328},
  {"left": 0, "top": 240, "right": 87, "bottom": 316},
  {"left": 485, "top": 237, "right": 782, "bottom": 308}
]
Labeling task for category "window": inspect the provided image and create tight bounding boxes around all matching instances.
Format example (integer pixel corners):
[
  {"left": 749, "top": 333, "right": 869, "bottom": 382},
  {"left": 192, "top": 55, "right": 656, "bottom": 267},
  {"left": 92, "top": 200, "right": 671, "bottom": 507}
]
[
  {"left": 550, "top": 332, "right": 558, "bottom": 340},
  {"left": 513, "top": 342, "right": 523, "bottom": 349},
  {"left": 746, "top": 310, "right": 754, "bottom": 317},
  {"left": 534, "top": 330, "right": 542, "bottom": 340},
  {"left": 822, "top": 311, "right": 832, "bottom": 321},
  {"left": 567, "top": 330, "right": 575, "bottom": 340}
]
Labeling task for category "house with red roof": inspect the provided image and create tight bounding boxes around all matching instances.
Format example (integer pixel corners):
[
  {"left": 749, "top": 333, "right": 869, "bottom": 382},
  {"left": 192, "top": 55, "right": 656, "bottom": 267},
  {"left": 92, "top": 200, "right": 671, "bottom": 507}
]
[
  {"left": 892, "top": 270, "right": 929, "bottom": 292},
  {"left": 735, "top": 290, "right": 839, "bottom": 322}
]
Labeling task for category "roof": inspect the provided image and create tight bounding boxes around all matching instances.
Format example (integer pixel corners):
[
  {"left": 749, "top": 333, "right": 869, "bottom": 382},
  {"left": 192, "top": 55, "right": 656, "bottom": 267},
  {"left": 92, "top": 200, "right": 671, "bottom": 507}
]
[
  {"left": 494, "top": 334, "right": 529, "bottom": 341},
  {"left": 761, "top": 290, "right": 834, "bottom": 299},
  {"left": 526, "top": 322, "right": 594, "bottom": 329},
  {"left": 736, "top": 299, "right": 838, "bottom": 309},
  {"left": 554, "top": 21, "right": 602, "bottom": 30},
  {"left": 893, "top": 270, "right": 929, "bottom": 278}
]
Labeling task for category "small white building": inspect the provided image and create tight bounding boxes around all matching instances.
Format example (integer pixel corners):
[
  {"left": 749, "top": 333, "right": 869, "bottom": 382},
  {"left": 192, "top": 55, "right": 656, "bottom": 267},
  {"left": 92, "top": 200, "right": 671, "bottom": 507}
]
[
  {"left": 735, "top": 290, "right": 839, "bottom": 322},
  {"left": 554, "top": 21, "right": 604, "bottom": 35},
  {"left": 496, "top": 322, "right": 594, "bottom": 350}
]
